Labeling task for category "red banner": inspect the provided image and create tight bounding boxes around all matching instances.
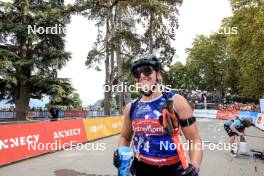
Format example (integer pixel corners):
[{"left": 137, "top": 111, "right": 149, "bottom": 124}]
[
  {"left": 64, "top": 111, "right": 87, "bottom": 117},
  {"left": 0, "top": 122, "right": 49, "bottom": 165},
  {"left": 44, "top": 120, "right": 87, "bottom": 149},
  {"left": 216, "top": 110, "right": 238, "bottom": 120},
  {"left": 28, "top": 111, "right": 37, "bottom": 118},
  {"left": 0, "top": 120, "right": 87, "bottom": 166}
]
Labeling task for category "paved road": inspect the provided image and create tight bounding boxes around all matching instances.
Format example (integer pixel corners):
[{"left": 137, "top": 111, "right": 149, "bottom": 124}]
[{"left": 0, "top": 119, "right": 263, "bottom": 176}]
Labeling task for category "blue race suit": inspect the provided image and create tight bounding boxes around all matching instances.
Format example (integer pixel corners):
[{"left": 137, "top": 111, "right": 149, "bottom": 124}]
[
  {"left": 130, "top": 92, "right": 180, "bottom": 166},
  {"left": 224, "top": 118, "right": 245, "bottom": 136}
]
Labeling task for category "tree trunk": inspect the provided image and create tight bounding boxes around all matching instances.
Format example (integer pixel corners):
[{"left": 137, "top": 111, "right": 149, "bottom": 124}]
[
  {"left": 115, "top": 4, "right": 124, "bottom": 113},
  {"left": 103, "top": 0, "right": 112, "bottom": 116},
  {"left": 15, "top": 81, "right": 30, "bottom": 121},
  {"left": 149, "top": 11, "right": 154, "bottom": 54},
  {"left": 104, "top": 58, "right": 111, "bottom": 116},
  {"left": 15, "top": 0, "right": 30, "bottom": 121}
]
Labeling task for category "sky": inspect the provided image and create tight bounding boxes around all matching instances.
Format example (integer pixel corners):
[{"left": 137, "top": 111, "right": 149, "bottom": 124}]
[
  {"left": 61, "top": 0, "right": 233, "bottom": 106},
  {"left": 1, "top": 0, "right": 233, "bottom": 107}
]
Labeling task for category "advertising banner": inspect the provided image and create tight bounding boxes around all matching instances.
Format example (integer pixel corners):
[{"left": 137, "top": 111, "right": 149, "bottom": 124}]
[
  {"left": 216, "top": 110, "right": 238, "bottom": 120},
  {"left": 193, "top": 109, "right": 217, "bottom": 118},
  {"left": 0, "top": 122, "right": 48, "bottom": 166},
  {"left": 0, "top": 116, "right": 124, "bottom": 166},
  {"left": 83, "top": 116, "right": 123, "bottom": 141},
  {"left": 238, "top": 111, "right": 259, "bottom": 124},
  {"left": 64, "top": 111, "right": 87, "bottom": 118},
  {"left": 255, "top": 113, "right": 264, "bottom": 130},
  {"left": 44, "top": 120, "right": 87, "bottom": 149},
  {"left": 260, "top": 99, "right": 264, "bottom": 113}
]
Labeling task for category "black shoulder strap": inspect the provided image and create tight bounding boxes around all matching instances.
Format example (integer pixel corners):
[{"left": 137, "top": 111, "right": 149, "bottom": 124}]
[
  {"left": 162, "top": 92, "right": 179, "bottom": 119},
  {"left": 162, "top": 92, "right": 170, "bottom": 110}
]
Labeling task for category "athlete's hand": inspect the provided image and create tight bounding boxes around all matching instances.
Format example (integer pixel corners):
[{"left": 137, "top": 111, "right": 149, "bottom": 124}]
[
  {"left": 177, "top": 163, "right": 199, "bottom": 176},
  {"left": 113, "top": 149, "right": 121, "bottom": 168}
]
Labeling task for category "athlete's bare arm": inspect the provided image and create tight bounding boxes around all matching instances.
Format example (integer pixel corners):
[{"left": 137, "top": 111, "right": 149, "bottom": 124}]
[
  {"left": 173, "top": 95, "right": 203, "bottom": 168},
  {"left": 230, "top": 124, "right": 243, "bottom": 136},
  {"left": 118, "top": 102, "right": 134, "bottom": 147}
]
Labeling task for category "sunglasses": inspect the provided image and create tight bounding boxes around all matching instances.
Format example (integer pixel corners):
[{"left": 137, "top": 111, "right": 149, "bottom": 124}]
[{"left": 133, "top": 65, "right": 155, "bottom": 78}]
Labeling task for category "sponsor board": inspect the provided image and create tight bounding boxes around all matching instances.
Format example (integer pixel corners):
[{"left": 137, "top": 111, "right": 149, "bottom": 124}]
[
  {"left": 255, "top": 113, "right": 264, "bottom": 130},
  {"left": 0, "top": 120, "right": 87, "bottom": 166},
  {"left": 238, "top": 111, "right": 258, "bottom": 124},
  {"left": 0, "top": 122, "right": 48, "bottom": 165},
  {"left": 83, "top": 116, "right": 123, "bottom": 141},
  {"left": 216, "top": 110, "right": 238, "bottom": 120},
  {"left": 260, "top": 99, "right": 264, "bottom": 113},
  {"left": 43, "top": 120, "right": 87, "bottom": 149},
  {"left": 193, "top": 109, "right": 218, "bottom": 118}
]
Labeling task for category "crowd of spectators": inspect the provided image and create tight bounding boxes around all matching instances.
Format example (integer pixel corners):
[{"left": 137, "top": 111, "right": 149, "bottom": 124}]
[
  {"left": 219, "top": 103, "right": 260, "bottom": 112},
  {"left": 0, "top": 107, "right": 14, "bottom": 112}
]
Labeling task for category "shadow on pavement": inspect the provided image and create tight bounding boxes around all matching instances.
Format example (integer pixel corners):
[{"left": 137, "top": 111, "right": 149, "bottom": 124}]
[{"left": 54, "top": 169, "right": 116, "bottom": 176}]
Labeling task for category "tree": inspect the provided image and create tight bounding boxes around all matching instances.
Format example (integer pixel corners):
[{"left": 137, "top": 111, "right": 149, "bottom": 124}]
[
  {"left": 163, "top": 0, "right": 264, "bottom": 99},
  {"left": 163, "top": 62, "right": 187, "bottom": 90},
  {"left": 85, "top": 0, "right": 182, "bottom": 114},
  {"left": 185, "top": 34, "right": 228, "bottom": 92},
  {"left": 47, "top": 89, "right": 82, "bottom": 110},
  {"left": 132, "top": 0, "right": 182, "bottom": 66},
  {"left": 224, "top": 0, "right": 264, "bottom": 98},
  {"left": 85, "top": 0, "right": 120, "bottom": 115},
  {"left": 0, "top": 0, "right": 97, "bottom": 120},
  {"left": 85, "top": 0, "right": 142, "bottom": 115}
]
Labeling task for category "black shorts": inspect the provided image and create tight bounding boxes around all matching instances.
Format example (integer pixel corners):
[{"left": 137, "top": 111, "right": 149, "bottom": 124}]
[
  {"left": 131, "top": 157, "right": 181, "bottom": 176},
  {"left": 224, "top": 124, "right": 237, "bottom": 137}
]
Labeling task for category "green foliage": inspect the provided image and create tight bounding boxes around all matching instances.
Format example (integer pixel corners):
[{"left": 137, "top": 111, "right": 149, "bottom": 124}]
[
  {"left": 47, "top": 89, "right": 83, "bottom": 109},
  {"left": 164, "top": 0, "right": 264, "bottom": 99},
  {"left": 185, "top": 34, "right": 229, "bottom": 92},
  {"left": 130, "top": 91, "right": 140, "bottom": 99},
  {"left": 230, "top": 96, "right": 259, "bottom": 104},
  {"left": 224, "top": 0, "right": 264, "bottom": 98},
  {"left": 84, "top": 0, "right": 183, "bottom": 113},
  {"left": 84, "top": 0, "right": 183, "bottom": 71},
  {"left": 0, "top": 0, "right": 86, "bottom": 118},
  {"left": 163, "top": 62, "right": 187, "bottom": 90}
]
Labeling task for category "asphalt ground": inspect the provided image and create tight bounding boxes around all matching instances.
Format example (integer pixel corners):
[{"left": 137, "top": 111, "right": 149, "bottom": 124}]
[{"left": 0, "top": 118, "right": 263, "bottom": 176}]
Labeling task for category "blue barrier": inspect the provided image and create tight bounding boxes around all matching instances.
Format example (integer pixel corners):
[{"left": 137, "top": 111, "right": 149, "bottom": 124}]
[
  {"left": 238, "top": 111, "right": 259, "bottom": 124},
  {"left": 37, "top": 111, "right": 50, "bottom": 118},
  {"left": 0, "top": 110, "right": 120, "bottom": 119},
  {"left": 260, "top": 99, "right": 264, "bottom": 113},
  {"left": 58, "top": 111, "right": 64, "bottom": 118},
  {"left": 87, "top": 111, "right": 104, "bottom": 117},
  {"left": 0, "top": 112, "right": 15, "bottom": 118}
]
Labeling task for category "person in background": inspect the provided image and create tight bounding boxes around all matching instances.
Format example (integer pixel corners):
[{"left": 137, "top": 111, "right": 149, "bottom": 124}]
[{"left": 224, "top": 117, "right": 253, "bottom": 156}]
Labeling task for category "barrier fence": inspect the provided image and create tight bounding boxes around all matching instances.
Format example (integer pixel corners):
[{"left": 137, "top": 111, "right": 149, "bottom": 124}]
[
  {"left": 0, "top": 110, "right": 122, "bottom": 119},
  {"left": 194, "top": 109, "right": 263, "bottom": 131},
  {"left": 0, "top": 109, "right": 263, "bottom": 166},
  {"left": 216, "top": 109, "right": 239, "bottom": 120},
  {"left": 0, "top": 116, "right": 123, "bottom": 166},
  {"left": 83, "top": 116, "right": 123, "bottom": 141},
  {"left": 0, "top": 112, "right": 16, "bottom": 118},
  {"left": 193, "top": 109, "right": 218, "bottom": 119},
  {"left": 255, "top": 113, "right": 264, "bottom": 130}
]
